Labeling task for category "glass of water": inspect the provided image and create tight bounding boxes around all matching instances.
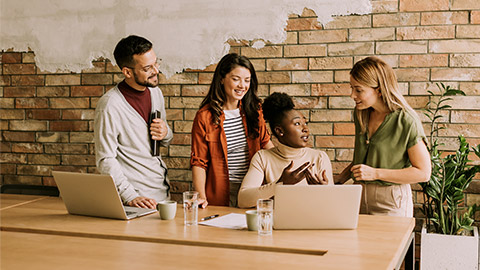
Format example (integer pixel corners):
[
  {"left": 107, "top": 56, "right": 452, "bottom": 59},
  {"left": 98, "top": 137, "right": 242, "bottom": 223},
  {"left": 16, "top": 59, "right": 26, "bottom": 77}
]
[
  {"left": 257, "top": 199, "right": 273, "bottom": 236},
  {"left": 183, "top": 191, "right": 199, "bottom": 226}
]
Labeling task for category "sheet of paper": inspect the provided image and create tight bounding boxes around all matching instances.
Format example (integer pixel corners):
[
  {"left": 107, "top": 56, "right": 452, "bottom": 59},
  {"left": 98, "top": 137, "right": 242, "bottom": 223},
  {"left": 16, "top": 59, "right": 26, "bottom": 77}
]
[{"left": 198, "top": 213, "right": 247, "bottom": 230}]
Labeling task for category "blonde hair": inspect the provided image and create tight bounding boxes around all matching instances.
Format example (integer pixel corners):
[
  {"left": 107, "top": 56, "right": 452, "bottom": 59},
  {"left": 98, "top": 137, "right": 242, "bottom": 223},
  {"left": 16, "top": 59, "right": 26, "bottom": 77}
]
[{"left": 350, "top": 56, "right": 417, "bottom": 133}]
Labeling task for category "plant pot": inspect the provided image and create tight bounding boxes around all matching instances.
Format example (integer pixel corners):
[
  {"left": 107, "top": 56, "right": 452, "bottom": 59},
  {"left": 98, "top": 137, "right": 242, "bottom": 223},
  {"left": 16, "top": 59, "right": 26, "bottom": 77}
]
[{"left": 420, "top": 222, "right": 479, "bottom": 270}]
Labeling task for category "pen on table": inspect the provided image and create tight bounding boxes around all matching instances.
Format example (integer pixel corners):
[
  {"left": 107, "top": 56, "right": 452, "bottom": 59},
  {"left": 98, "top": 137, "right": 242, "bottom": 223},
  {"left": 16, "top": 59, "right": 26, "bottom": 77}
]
[{"left": 200, "top": 214, "right": 219, "bottom": 221}]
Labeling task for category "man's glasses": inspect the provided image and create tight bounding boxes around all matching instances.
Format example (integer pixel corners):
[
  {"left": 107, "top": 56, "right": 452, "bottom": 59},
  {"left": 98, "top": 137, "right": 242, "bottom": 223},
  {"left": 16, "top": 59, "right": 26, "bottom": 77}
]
[{"left": 126, "top": 58, "right": 161, "bottom": 74}]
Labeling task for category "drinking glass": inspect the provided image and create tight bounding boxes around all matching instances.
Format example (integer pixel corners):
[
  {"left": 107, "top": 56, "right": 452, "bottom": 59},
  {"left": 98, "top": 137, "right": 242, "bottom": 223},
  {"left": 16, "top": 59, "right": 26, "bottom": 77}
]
[
  {"left": 257, "top": 199, "right": 273, "bottom": 235},
  {"left": 183, "top": 191, "right": 199, "bottom": 226}
]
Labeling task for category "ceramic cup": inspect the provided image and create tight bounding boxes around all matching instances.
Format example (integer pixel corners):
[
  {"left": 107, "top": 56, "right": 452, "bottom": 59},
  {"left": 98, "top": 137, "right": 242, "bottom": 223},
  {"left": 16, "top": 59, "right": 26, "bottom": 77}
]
[
  {"left": 245, "top": 210, "right": 258, "bottom": 231},
  {"left": 156, "top": 200, "right": 177, "bottom": 220}
]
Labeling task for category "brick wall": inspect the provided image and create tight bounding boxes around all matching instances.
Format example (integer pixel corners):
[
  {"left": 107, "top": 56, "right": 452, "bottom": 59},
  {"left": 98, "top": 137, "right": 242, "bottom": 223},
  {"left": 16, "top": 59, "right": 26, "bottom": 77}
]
[{"left": 1, "top": 0, "right": 480, "bottom": 262}]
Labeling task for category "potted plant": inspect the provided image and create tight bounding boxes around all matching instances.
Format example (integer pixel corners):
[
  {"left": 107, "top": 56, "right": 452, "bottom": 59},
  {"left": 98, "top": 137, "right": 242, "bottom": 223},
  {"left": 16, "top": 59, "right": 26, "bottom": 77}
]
[{"left": 420, "top": 83, "right": 480, "bottom": 270}]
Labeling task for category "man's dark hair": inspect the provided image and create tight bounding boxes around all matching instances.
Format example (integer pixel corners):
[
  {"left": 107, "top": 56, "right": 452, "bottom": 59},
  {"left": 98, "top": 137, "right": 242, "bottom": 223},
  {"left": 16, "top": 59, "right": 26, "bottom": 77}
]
[{"left": 113, "top": 35, "right": 153, "bottom": 68}]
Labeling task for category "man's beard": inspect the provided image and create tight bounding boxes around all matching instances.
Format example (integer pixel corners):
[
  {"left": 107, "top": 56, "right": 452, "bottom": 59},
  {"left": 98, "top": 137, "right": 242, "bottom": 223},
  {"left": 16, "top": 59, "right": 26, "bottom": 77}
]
[{"left": 134, "top": 73, "right": 158, "bottom": 88}]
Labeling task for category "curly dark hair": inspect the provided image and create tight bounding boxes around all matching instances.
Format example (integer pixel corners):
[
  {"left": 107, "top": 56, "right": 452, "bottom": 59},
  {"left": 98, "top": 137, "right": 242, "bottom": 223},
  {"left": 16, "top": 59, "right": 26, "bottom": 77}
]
[
  {"left": 113, "top": 35, "right": 153, "bottom": 69},
  {"left": 262, "top": 92, "right": 295, "bottom": 138},
  {"left": 200, "top": 53, "right": 261, "bottom": 139}
]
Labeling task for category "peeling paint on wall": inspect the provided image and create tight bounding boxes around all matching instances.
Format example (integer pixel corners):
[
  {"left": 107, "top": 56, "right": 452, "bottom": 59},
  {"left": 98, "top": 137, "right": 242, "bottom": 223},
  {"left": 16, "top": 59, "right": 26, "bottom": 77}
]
[{"left": 0, "top": 0, "right": 371, "bottom": 77}]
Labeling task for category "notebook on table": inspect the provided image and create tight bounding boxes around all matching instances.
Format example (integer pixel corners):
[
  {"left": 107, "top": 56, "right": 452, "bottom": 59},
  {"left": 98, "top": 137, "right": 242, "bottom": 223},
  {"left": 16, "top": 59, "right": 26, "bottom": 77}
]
[
  {"left": 273, "top": 184, "right": 362, "bottom": 230},
  {"left": 52, "top": 171, "right": 156, "bottom": 220}
]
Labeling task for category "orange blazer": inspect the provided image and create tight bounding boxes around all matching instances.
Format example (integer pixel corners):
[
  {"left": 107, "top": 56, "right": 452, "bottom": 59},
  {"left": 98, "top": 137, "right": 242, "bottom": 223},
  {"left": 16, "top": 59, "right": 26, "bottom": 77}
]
[{"left": 190, "top": 104, "right": 271, "bottom": 206}]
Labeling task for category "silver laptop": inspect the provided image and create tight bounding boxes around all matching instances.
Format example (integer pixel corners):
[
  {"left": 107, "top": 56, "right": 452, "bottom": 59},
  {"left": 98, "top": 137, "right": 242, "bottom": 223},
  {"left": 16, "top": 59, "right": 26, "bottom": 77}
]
[
  {"left": 52, "top": 171, "right": 156, "bottom": 220},
  {"left": 273, "top": 185, "right": 362, "bottom": 230}
]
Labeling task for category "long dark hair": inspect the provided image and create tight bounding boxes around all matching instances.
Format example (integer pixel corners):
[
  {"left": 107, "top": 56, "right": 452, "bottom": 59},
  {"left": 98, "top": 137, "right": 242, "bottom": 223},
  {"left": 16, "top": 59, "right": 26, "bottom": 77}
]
[
  {"left": 200, "top": 53, "right": 261, "bottom": 139},
  {"left": 262, "top": 92, "right": 295, "bottom": 139}
]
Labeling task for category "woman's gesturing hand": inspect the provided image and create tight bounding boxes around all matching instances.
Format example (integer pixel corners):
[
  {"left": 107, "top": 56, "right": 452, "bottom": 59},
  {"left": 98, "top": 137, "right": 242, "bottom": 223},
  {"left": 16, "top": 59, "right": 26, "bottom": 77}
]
[{"left": 278, "top": 161, "right": 313, "bottom": 185}]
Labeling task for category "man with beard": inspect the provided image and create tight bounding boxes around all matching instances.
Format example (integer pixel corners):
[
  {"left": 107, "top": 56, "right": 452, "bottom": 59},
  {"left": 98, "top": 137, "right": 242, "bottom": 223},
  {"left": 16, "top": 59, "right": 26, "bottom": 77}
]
[{"left": 94, "top": 35, "right": 172, "bottom": 209}]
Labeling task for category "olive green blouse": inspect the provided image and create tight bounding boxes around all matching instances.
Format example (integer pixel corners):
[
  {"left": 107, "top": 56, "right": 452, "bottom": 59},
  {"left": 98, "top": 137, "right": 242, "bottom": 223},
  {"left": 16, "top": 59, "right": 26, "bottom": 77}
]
[{"left": 352, "top": 109, "right": 426, "bottom": 185}]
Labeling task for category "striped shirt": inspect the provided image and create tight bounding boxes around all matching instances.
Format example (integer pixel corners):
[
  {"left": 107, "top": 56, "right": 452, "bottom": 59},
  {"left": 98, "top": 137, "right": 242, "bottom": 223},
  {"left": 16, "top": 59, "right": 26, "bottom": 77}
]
[{"left": 223, "top": 109, "right": 249, "bottom": 183}]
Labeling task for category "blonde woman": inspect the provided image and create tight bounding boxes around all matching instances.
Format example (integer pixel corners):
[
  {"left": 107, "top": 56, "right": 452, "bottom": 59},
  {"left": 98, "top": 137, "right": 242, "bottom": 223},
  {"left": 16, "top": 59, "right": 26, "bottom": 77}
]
[{"left": 335, "top": 57, "right": 431, "bottom": 217}]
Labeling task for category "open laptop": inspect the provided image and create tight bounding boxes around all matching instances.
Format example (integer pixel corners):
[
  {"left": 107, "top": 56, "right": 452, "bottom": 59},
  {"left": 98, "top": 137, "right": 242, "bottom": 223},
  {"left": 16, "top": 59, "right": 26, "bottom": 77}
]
[
  {"left": 273, "top": 185, "right": 362, "bottom": 230},
  {"left": 52, "top": 171, "right": 157, "bottom": 220}
]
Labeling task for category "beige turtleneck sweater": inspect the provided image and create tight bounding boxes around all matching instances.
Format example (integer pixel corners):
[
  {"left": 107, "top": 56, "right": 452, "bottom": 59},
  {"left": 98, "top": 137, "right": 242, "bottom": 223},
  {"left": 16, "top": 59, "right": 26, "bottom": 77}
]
[{"left": 237, "top": 143, "right": 333, "bottom": 208}]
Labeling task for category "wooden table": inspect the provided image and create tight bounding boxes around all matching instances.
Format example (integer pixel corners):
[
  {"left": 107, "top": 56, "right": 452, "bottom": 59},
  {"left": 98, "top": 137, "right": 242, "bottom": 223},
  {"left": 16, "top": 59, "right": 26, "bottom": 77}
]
[
  {"left": 0, "top": 195, "right": 415, "bottom": 269},
  {"left": 0, "top": 194, "right": 48, "bottom": 211}
]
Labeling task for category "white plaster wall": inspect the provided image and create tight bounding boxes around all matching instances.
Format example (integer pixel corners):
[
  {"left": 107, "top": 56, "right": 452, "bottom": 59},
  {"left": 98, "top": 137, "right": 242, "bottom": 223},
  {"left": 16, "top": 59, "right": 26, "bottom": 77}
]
[{"left": 0, "top": 0, "right": 371, "bottom": 77}]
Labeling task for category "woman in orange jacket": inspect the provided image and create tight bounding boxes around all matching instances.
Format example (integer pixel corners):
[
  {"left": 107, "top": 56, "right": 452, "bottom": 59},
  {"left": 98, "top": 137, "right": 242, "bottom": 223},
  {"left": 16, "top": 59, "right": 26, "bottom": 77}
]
[{"left": 190, "top": 53, "right": 273, "bottom": 207}]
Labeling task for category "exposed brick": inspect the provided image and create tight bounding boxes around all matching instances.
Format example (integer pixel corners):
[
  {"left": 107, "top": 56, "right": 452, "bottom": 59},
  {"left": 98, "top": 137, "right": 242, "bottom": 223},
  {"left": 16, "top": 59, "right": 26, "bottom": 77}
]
[
  {"left": 420, "top": 11, "right": 469, "bottom": 25},
  {"left": 62, "top": 155, "right": 96, "bottom": 166},
  {"left": 27, "top": 109, "right": 61, "bottom": 120},
  {"left": 395, "top": 68, "right": 430, "bottom": 82},
  {"left": 12, "top": 143, "right": 43, "bottom": 153},
  {"left": 45, "top": 74, "right": 81, "bottom": 86},
  {"left": 28, "top": 154, "right": 61, "bottom": 165},
  {"left": 11, "top": 75, "right": 44, "bottom": 86},
  {"left": 311, "top": 109, "right": 353, "bottom": 122},
  {"left": 0, "top": 109, "right": 25, "bottom": 119},
  {"left": 257, "top": 71, "right": 291, "bottom": 84},
  {"left": 334, "top": 123, "right": 355, "bottom": 135},
  {"left": 473, "top": 11, "right": 480, "bottom": 24},
  {"left": 284, "top": 44, "right": 326, "bottom": 57},
  {"left": 169, "top": 145, "right": 191, "bottom": 157},
  {"left": 0, "top": 75, "right": 11, "bottom": 86},
  {"left": 10, "top": 120, "right": 47, "bottom": 131},
  {"left": 163, "top": 157, "right": 190, "bottom": 169},
  {"left": 440, "top": 124, "right": 480, "bottom": 137},
  {"left": 324, "top": 15, "right": 371, "bottom": 29},
  {"left": 81, "top": 61, "right": 106, "bottom": 73},
  {"left": 3, "top": 175, "right": 42, "bottom": 185},
  {"left": 328, "top": 42, "right": 375, "bottom": 56},
  {"left": 3, "top": 64, "right": 36, "bottom": 75},
  {"left": 315, "top": 135, "right": 354, "bottom": 148},
  {"left": 291, "top": 71, "right": 332, "bottom": 83},
  {"left": 180, "top": 85, "right": 208, "bottom": 97},
  {"left": 311, "top": 83, "right": 351, "bottom": 96},
  {"left": 15, "top": 98, "right": 49, "bottom": 109},
  {"left": 169, "top": 180, "right": 191, "bottom": 192},
  {"left": 0, "top": 163, "right": 16, "bottom": 174},
  {"left": 293, "top": 97, "right": 327, "bottom": 109},
  {"left": 170, "top": 97, "right": 203, "bottom": 109},
  {"left": 445, "top": 96, "right": 480, "bottom": 110},
  {"left": 198, "top": 73, "right": 213, "bottom": 85},
  {"left": 37, "top": 86, "right": 70, "bottom": 97},
  {"left": 335, "top": 148, "right": 354, "bottom": 161},
  {"left": 270, "top": 84, "right": 310, "bottom": 96},
  {"left": 62, "top": 110, "right": 94, "bottom": 120},
  {"left": 457, "top": 25, "right": 480, "bottom": 39},
  {"left": 44, "top": 143, "right": 88, "bottom": 154},
  {"left": 329, "top": 97, "right": 355, "bottom": 109},
  {"left": 158, "top": 73, "right": 198, "bottom": 84},
  {"left": 376, "top": 41, "right": 428, "bottom": 54},
  {"left": 371, "top": 0, "right": 399, "bottom": 14},
  {"left": 397, "top": 26, "right": 455, "bottom": 40},
  {"left": 0, "top": 153, "right": 27, "bottom": 163},
  {"left": 267, "top": 58, "right": 308, "bottom": 71},
  {"left": 183, "top": 109, "right": 198, "bottom": 121},
  {"left": 400, "top": 0, "right": 449, "bottom": 12},
  {"left": 404, "top": 96, "right": 429, "bottom": 109},
  {"left": 171, "top": 133, "right": 191, "bottom": 145},
  {"left": 399, "top": 54, "right": 448, "bottom": 68},
  {"left": 285, "top": 32, "right": 298, "bottom": 45},
  {"left": 309, "top": 57, "right": 352, "bottom": 70},
  {"left": 17, "top": 165, "right": 51, "bottom": 176},
  {"left": 2, "top": 52, "right": 22, "bottom": 63},
  {"left": 451, "top": 0, "right": 480, "bottom": 10},
  {"left": 50, "top": 121, "right": 89, "bottom": 132},
  {"left": 81, "top": 74, "right": 113, "bottom": 85},
  {"left": 173, "top": 121, "right": 193, "bottom": 133},
  {"left": 2, "top": 131, "right": 35, "bottom": 142},
  {"left": 70, "top": 132, "right": 94, "bottom": 143},
  {"left": 431, "top": 68, "right": 480, "bottom": 81},
  {"left": 451, "top": 111, "right": 480, "bottom": 123},
  {"left": 22, "top": 52, "right": 35, "bottom": 63},
  {"left": 4, "top": 86, "right": 35, "bottom": 97},
  {"left": 165, "top": 109, "right": 184, "bottom": 121},
  {"left": 451, "top": 54, "right": 480, "bottom": 67},
  {"left": 286, "top": 17, "right": 322, "bottom": 31},
  {"left": 0, "top": 120, "right": 8, "bottom": 130},
  {"left": 36, "top": 132, "right": 69, "bottom": 143},
  {"left": 349, "top": 28, "right": 395, "bottom": 42},
  {"left": 306, "top": 123, "right": 331, "bottom": 135},
  {"left": 334, "top": 70, "right": 351, "bottom": 83},
  {"left": 159, "top": 85, "right": 181, "bottom": 96},
  {"left": 241, "top": 46, "right": 283, "bottom": 58},
  {"left": 373, "top": 13, "right": 420, "bottom": 27},
  {"left": 50, "top": 98, "right": 90, "bottom": 109},
  {"left": 299, "top": 30, "right": 347, "bottom": 44},
  {"left": 459, "top": 82, "right": 480, "bottom": 95},
  {"left": 71, "top": 86, "right": 103, "bottom": 97},
  {"left": 429, "top": 40, "right": 480, "bottom": 53}
]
